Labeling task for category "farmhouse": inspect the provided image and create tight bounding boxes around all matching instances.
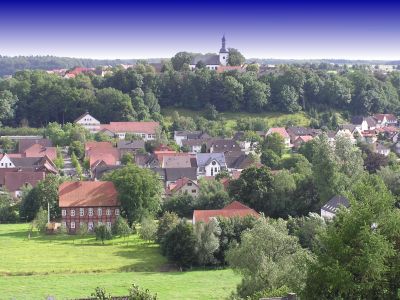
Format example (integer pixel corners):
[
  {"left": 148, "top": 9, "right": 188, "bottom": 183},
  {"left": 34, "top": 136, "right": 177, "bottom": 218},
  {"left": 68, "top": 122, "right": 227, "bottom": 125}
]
[
  {"left": 59, "top": 181, "right": 120, "bottom": 233},
  {"left": 320, "top": 195, "right": 350, "bottom": 219}
]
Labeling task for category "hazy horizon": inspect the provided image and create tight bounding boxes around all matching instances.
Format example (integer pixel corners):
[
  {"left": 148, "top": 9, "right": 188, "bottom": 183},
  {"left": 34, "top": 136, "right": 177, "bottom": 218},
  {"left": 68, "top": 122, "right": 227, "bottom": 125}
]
[{"left": 1, "top": 1, "right": 400, "bottom": 61}]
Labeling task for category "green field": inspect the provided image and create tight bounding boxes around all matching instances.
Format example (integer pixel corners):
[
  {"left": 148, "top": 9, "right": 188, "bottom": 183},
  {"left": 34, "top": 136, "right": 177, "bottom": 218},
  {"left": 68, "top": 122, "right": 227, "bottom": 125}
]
[
  {"left": 161, "top": 107, "right": 311, "bottom": 129},
  {"left": 0, "top": 224, "right": 240, "bottom": 299}
]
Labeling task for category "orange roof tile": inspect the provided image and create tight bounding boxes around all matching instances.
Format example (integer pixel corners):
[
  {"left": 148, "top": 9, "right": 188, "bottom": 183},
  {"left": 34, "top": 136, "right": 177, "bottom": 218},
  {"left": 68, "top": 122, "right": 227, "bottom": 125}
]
[
  {"left": 193, "top": 206, "right": 259, "bottom": 224},
  {"left": 267, "top": 127, "right": 290, "bottom": 139},
  {"left": 24, "top": 144, "right": 57, "bottom": 161},
  {"left": 5, "top": 171, "right": 45, "bottom": 192},
  {"left": 100, "top": 122, "right": 159, "bottom": 134},
  {"left": 59, "top": 181, "right": 119, "bottom": 207}
]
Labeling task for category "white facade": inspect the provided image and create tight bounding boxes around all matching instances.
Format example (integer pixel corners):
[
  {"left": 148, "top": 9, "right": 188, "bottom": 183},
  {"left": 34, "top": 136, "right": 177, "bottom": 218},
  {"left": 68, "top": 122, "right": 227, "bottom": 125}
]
[
  {"left": 219, "top": 52, "right": 228, "bottom": 66},
  {"left": 174, "top": 133, "right": 187, "bottom": 147},
  {"left": 199, "top": 159, "right": 223, "bottom": 177},
  {"left": 0, "top": 154, "right": 15, "bottom": 168},
  {"left": 75, "top": 113, "right": 101, "bottom": 133},
  {"left": 320, "top": 208, "right": 336, "bottom": 219}
]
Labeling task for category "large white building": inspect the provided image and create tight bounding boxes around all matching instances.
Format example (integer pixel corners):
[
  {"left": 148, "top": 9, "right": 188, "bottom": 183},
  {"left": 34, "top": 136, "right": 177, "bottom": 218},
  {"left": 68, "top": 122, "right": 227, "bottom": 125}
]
[
  {"left": 189, "top": 35, "right": 229, "bottom": 71},
  {"left": 74, "top": 112, "right": 101, "bottom": 133}
]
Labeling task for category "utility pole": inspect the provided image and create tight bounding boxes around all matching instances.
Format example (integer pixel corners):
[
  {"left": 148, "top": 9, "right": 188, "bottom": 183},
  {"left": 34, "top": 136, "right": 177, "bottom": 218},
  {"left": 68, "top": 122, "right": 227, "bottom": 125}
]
[{"left": 47, "top": 201, "right": 50, "bottom": 224}]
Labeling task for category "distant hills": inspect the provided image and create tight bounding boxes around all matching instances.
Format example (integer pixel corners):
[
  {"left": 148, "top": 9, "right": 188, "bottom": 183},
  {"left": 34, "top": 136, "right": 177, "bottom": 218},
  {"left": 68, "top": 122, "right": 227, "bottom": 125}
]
[{"left": 0, "top": 55, "right": 398, "bottom": 77}]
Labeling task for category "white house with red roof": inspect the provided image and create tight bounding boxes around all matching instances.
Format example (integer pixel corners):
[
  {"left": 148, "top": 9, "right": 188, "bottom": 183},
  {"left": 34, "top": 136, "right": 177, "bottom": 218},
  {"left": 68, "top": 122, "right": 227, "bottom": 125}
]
[
  {"left": 373, "top": 114, "right": 398, "bottom": 127},
  {"left": 166, "top": 177, "right": 199, "bottom": 197},
  {"left": 99, "top": 122, "right": 159, "bottom": 141},
  {"left": 266, "top": 127, "right": 291, "bottom": 148}
]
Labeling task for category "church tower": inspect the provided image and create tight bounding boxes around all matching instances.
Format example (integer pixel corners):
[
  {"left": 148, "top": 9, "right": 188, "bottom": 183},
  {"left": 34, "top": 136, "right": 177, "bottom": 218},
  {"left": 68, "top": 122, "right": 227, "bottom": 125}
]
[{"left": 219, "top": 35, "right": 229, "bottom": 66}]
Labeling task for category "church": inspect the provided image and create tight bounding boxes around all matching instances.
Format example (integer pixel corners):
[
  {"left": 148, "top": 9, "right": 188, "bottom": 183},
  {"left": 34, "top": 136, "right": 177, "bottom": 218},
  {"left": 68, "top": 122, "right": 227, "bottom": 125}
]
[{"left": 189, "top": 35, "right": 229, "bottom": 71}]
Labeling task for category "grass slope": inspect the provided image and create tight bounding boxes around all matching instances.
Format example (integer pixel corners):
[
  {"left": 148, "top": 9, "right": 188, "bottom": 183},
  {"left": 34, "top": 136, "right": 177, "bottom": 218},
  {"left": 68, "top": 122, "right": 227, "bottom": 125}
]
[
  {"left": 0, "top": 224, "right": 240, "bottom": 299},
  {"left": 161, "top": 107, "right": 311, "bottom": 129}
]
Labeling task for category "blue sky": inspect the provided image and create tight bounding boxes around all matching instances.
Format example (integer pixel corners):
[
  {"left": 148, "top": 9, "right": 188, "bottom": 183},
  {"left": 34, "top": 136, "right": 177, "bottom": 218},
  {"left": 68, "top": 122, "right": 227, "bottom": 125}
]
[{"left": 1, "top": 1, "right": 399, "bottom": 60}]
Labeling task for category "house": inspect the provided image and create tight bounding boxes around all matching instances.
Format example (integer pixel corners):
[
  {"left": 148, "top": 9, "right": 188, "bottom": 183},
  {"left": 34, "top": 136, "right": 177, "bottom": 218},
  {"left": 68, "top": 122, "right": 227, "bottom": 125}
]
[
  {"left": 374, "top": 143, "right": 390, "bottom": 156},
  {"left": 166, "top": 177, "right": 199, "bottom": 197},
  {"left": 286, "top": 127, "right": 321, "bottom": 144},
  {"left": 196, "top": 153, "right": 227, "bottom": 177},
  {"left": 293, "top": 135, "right": 313, "bottom": 149},
  {"left": 320, "top": 195, "right": 350, "bottom": 219},
  {"left": 4, "top": 171, "right": 45, "bottom": 197},
  {"left": 23, "top": 144, "right": 57, "bottom": 161},
  {"left": 93, "top": 165, "right": 124, "bottom": 180},
  {"left": 117, "top": 140, "right": 145, "bottom": 157},
  {"left": 207, "top": 139, "right": 241, "bottom": 153},
  {"left": 189, "top": 35, "right": 229, "bottom": 71},
  {"left": 135, "top": 153, "right": 160, "bottom": 168},
  {"left": 59, "top": 181, "right": 120, "bottom": 233},
  {"left": 74, "top": 112, "right": 101, "bottom": 133},
  {"left": 225, "top": 152, "right": 254, "bottom": 172},
  {"left": 181, "top": 139, "right": 208, "bottom": 153},
  {"left": 192, "top": 201, "right": 259, "bottom": 224},
  {"left": 18, "top": 138, "right": 52, "bottom": 153},
  {"left": 85, "top": 141, "right": 120, "bottom": 170},
  {"left": 174, "top": 131, "right": 210, "bottom": 146},
  {"left": 0, "top": 155, "right": 58, "bottom": 174},
  {"left": 266, "top": 128, "right": 291, "bottom": 148},
  {"left": 373, "top": 113, "right": 398, "bottom": 127},
  {"left": 99, "top": 122, "right": 159, "bottom": 140},
  {"left": 351, "top": 116, "right": 376, "bottom": 131},
  {"left": 233, "top": 131, "right": 265, "bottom": 152},
  {"left": 161, "top": 155, "right": 193, "bottom": 168},
  {"left": 164, "top": 168, "right": 198, "bottom": 186}
]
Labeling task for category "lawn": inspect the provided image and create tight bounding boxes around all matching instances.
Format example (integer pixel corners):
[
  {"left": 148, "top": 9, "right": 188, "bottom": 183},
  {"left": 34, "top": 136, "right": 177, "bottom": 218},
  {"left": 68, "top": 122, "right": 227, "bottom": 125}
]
[
  {"left": 161, "top": 107, "right": 310, "bottom": 130},
  {"left": 0, "top": 224, "right": 240, "bottom": 299}
]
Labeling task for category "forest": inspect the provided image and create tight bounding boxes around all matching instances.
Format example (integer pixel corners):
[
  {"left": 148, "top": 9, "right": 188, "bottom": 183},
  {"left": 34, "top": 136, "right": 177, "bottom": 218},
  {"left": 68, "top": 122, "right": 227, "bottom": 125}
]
[{"left": 0, "top": 61, "right": 400, "bottom": 128}]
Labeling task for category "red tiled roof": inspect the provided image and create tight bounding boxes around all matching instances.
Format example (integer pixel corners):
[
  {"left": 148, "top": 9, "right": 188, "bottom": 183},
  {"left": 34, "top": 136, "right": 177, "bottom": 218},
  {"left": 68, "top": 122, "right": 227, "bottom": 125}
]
[
  {"left": 193, "top": 204, "right": 259, "bottom": 224},
  {"left": 295, "top": 135, "right": 313, "bottom": 143},
  {"left": 223, "top": 201, "right": 252, "bottom": 210},
  {"left": 267, "top": 127, "right": 290, "bottom": 139},
  {"left": 374, "top": 113, "right": 397, "bottom": 122},
  {"left": 216, "top": 66, "right": 243, "bottom": 73},
  {"left": 4, "top": 171, "right": 45, "bottom": 192},
  {"left": 24, "top": 144, "right": 57, "bottom": 161},
  {"left": 100, "top": 122, "right": 159, "bottom": 134},
  {"left": 85, "top": 141, "right": 114, "bottom": 152},
  {"left": 59, "top": 181, "right": 119, "bottom": 207},
  {"left": 89, "top": 149, "right": 120, "bottom": 168}
]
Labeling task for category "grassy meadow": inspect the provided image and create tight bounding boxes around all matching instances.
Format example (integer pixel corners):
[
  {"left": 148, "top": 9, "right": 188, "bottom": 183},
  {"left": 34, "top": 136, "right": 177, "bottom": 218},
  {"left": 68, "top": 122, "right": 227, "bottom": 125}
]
[{"left": 0, "top": 224, "right": 240, "bottom": 299}]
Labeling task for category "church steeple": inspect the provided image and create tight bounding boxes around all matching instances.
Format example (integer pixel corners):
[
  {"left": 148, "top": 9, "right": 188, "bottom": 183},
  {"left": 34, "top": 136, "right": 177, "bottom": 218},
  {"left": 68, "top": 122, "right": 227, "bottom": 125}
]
[{"left": 220, "top": 35, "right": 227, "bottom": 53}]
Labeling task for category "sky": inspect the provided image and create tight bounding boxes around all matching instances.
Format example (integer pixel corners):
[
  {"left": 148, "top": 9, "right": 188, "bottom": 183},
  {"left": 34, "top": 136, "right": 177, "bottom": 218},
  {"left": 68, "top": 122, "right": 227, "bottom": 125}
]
[{"left": 1, "top": 1, "right": 399, "bottom": 60}]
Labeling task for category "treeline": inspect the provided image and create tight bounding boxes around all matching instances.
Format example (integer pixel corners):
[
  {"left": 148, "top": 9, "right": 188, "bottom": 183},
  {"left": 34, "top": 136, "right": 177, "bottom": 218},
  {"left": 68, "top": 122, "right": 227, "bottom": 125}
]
[
  {"left": 1, "top": 64, "right": 400, "bottom": 127},
  {"left": 0, "top": 55, "right": 139, "bottom": 76}
]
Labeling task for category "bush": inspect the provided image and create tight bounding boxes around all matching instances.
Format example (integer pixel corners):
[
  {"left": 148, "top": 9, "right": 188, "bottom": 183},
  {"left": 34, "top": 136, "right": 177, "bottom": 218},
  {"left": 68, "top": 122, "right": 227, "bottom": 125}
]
[
  {"left": 112, "top": 216, "right": 131, "bottom": 239},
  {"left": 33, "top": 208, "right": 48, "bottom": 233},
  {"left": 94, "top": 224, "right": 112, "bottom": 244},
  {"left": 128, "top": 283, "right": 158, "bottom": 300},
  {"left": 0, "top": 193, "right": 18, "bottom": 223},
  {"left": 139, "top": 217, "right": 157, "bottom": 242},
  {"left": 156, "top": 211, "right": 179, "bottom": 243}
]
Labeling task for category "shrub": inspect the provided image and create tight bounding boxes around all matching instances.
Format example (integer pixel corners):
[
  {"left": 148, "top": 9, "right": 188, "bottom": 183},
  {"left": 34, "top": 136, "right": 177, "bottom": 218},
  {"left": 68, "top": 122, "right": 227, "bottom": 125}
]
[
  {"left": 94, "top": 224, "right": 112, "bottom": 244},
  {"left": 33, "top": 208, "right": 48, "bottom": 233},
  {"left": 113, "top": 216, "right": 131, "bottom": 239},
  {"left": 139, "top": 217, "right": 157, "bottom": 242},
  {"left": 128, "top": 283, "right": 158, "bottom": 300}
]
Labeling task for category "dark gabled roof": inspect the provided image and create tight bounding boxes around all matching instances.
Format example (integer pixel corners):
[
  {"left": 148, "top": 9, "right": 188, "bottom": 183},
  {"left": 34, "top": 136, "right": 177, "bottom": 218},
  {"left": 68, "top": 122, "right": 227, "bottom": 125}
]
[
  {"left": 339, "top": 124, "right": 357, "bottom": 132},
  {"left": 18, "top": 138, "right": 52, "bottom": 153},
  {"left": 207, "top": 139, "right": 241, "bottom": 151},
  {"left": 287, "top": 127, "right": 321, "bottom": 137},
  {"left": 191, "top": 54, "right": 220, "bottom": 65},
  {"left": 117, "top": 140, "right": 145, "bottom": 149},
  {"left": 181, "top": 139, "right": 209, "bottom": 147},
  {"left": 135, "top": 153, "right": 159, "bottom": 167},
  {"left": 165, "top": 167, "right": 197, "bottom": 182},
  {"left": 351, "top": 116, "right": 365, "bottom": 125},
  {"left": 322, "top": 195, "right": 350, "bottom": 214},
  {"left": 93, "top": 165, "right": 124, "bottom": 180},
  {"left": 225, "top": 152, "right": 253, "bottom": 169},
  {"left": 365, "top": 116, "right": 377, "bottom": 127},
  {"left": 10, "top": 157, "right": 43, "bottom": 168}
]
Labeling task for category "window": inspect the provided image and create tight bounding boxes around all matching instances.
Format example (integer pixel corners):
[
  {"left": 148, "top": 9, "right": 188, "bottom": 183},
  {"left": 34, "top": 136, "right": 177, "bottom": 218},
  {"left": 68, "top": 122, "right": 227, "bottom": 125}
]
[
  {"left": 214, "top": 167, "right": 218, "bottom": 172},
  {"left": 106, "top": 209, "right": 111, "bottom": 216},
  {"left": 187, "top": 182, "right": 192, "bottom": 186},
  {"left": 80, "top": 208, "right": 84, "bottom": 217},
  {"left": 212, "top": 161, "right": 216, "bottom": 165},
  {"left": 62, "top": 209, "right": 66, "bottom": 217},
  {"left": 71, "top": 221, "right": 75, "bottom": 229},
  {"left": 115, "top": 209, "right": 120, "bottom": 216},
  {"left": 141, "top": 134, "right": 146, "bottom": 138},
  {"left": 192, "top": 189, "right": 197, "bottom": 193},
  {"left": 70, "top": 209, "right": 75, "bottom": 217},
  {"left": 88, "top": 208, "right": 93, "bottom": 217},
  {"left": 97, "top": 208, "right": 102, "bottom": 216},
  {"left": 88, "top": 222, "right": 94, "bottom": 231},
  {"left": 106, "top": 222, "right": 111, "bottom": 228}
]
